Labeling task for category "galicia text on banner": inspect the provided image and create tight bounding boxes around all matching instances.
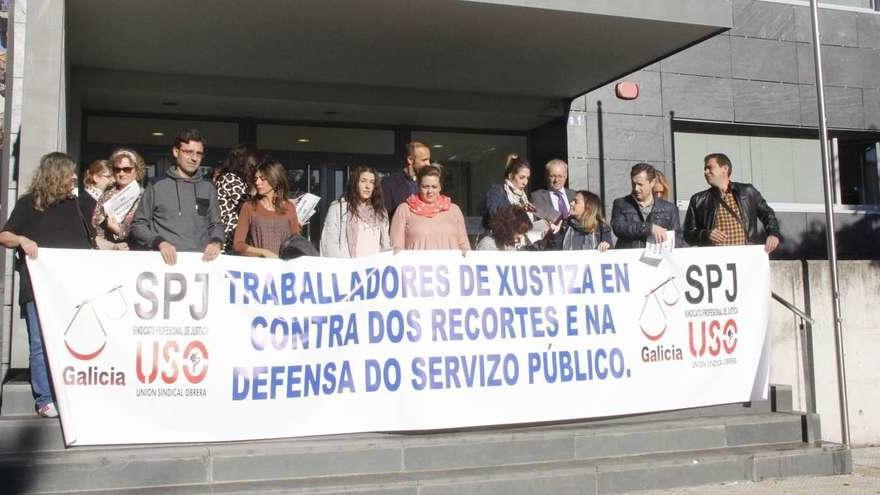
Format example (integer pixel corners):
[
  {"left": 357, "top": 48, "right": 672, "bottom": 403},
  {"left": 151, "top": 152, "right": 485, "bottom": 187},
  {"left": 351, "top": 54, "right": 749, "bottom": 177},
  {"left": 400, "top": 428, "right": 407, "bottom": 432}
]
[{"left": 27, "top": 246, "right": 771, "bottom": 445}]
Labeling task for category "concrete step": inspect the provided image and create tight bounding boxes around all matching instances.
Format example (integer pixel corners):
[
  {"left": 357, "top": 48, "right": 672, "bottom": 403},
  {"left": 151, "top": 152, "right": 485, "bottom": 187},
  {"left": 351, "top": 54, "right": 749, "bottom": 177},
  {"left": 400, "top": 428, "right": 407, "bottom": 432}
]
[
  {"left": 0, "top": 412, "right": 815, "bottom": 493},
  {"left": 0, "top": 370, "right": 36, "bottom": 416},
  {"left": 5, "top": 442, "right": 850, "bottom": 494},
  {"left": 1, "top": 371, "right": 790, "bottom": 421},
  {"left": 0, "top": 408, "right": 804, "bottom": 455}
]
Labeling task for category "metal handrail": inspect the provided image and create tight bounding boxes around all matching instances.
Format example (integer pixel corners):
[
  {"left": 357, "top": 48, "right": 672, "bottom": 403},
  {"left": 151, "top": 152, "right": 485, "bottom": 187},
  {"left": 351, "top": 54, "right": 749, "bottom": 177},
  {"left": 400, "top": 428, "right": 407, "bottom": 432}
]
[
  {"left": 771, "top": 290, "right": 818, "bottom": 420},
  {"left": 771, "top": 291, "right": 814, "bottom": 325}
]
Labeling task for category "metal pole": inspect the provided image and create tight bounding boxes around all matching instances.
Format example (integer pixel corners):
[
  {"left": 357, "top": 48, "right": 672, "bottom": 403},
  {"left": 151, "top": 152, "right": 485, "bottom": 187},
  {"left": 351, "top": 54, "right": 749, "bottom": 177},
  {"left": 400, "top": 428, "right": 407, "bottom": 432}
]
[{"left": 808, "top": 0, "right": 850, "bottom": 447}]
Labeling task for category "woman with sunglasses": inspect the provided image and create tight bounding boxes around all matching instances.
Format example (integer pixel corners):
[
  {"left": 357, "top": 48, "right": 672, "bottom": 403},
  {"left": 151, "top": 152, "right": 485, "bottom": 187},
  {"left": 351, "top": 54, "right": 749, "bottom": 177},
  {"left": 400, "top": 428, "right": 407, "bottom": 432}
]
[{"left": 92, "top": 148, "right": 147, "bottom": 250}]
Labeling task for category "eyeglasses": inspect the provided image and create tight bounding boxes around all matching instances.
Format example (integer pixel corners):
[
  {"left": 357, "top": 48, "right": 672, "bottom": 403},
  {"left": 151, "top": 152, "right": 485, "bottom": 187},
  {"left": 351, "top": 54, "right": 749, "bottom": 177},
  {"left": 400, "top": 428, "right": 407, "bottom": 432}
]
[
  {"left": 100, "top": 173, "right": 112, "bottom": 179},
  {"left": 178, "top": 148, "right": 205, "bottom": 158},
  {"left": 113, "top": 166, "right": 134, "bottom": 174}
]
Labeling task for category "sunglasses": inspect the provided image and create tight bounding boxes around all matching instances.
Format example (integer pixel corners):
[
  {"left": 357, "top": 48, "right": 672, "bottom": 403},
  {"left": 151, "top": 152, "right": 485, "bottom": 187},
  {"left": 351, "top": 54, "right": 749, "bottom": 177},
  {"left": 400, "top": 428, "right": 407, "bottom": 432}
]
[{"left": 113, "top": 166, "right": 134, "bottom": 174}]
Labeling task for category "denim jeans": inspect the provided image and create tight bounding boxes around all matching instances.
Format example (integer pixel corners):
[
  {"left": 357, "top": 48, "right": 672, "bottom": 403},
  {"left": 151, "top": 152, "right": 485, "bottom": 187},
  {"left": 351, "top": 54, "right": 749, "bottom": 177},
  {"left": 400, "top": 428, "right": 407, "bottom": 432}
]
[{"left": 24, "top": 302, "right": 53, "bottom": 408}]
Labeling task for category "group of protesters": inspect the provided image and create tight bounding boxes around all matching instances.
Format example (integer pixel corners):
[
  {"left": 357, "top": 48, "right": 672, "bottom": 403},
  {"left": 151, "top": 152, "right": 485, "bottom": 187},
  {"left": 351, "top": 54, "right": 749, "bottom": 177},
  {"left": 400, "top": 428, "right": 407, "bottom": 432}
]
[{"left": 0, "top": 128, "right": 782, "bottom": 418}]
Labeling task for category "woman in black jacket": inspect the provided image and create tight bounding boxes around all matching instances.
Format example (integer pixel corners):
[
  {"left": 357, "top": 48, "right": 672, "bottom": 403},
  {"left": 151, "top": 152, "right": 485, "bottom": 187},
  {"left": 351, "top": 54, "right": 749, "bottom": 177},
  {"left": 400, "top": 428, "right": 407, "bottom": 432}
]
[{"left": 556, "top": 190, "right": 612, "bottom": 251}]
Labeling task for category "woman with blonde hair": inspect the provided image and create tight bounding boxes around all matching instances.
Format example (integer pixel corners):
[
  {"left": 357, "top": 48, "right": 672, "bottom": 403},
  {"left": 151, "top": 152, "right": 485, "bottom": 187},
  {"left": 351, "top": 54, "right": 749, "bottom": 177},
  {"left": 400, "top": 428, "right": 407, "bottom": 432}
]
[
  {"left": 390, "top": 165, "right": 470, "bottom": 252},
  {"left": 82, "top": 160, "right": 113, "bottom": 201},
  {"left": 556, "top": 190, "right": 612, "bottom": 252},
  {"left": 79, "top": 159, "right": 113, "bottom": 223},
  {"left": 92, "top": 148, "right": 147, "bottom": 250},
  {"left": 0, "top": 152, "right": 93, "bottom": 418},
  {"left": 233, "top": 158, "right": 301, "bottom": 258},
  {"left": 653, "top": 170, "right": 671, "bottom": 201}
]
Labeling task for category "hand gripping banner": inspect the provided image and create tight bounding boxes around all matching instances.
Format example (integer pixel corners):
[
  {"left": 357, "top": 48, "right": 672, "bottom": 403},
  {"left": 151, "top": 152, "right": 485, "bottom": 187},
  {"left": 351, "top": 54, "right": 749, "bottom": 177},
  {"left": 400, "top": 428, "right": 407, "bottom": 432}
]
[{"left": 27, "top": 246, "right": 771, "bottom": 446}]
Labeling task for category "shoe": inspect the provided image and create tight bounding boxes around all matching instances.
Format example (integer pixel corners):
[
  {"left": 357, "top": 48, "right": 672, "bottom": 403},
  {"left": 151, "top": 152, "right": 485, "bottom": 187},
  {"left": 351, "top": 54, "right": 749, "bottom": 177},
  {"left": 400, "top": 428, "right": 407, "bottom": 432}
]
[{"left": 37, "top": 402, "right": 59, "bottom": 418}]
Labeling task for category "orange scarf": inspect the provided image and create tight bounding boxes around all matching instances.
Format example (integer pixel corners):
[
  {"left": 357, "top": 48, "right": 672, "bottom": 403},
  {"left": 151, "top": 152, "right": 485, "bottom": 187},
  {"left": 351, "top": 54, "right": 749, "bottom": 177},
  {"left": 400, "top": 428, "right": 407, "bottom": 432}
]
[{"left": 406, "top": 194, "right": 451, "bottom": 218}]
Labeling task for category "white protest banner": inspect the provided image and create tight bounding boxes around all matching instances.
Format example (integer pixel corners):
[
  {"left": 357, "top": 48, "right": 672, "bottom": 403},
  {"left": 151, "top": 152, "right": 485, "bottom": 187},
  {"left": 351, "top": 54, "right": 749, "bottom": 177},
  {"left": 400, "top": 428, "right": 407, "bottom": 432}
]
[
  {"left": 28, "top": 246, "right": 771, "bottom": 446},
  {"left": 101, "top": 181, "right": 141, "bottom": 223}
]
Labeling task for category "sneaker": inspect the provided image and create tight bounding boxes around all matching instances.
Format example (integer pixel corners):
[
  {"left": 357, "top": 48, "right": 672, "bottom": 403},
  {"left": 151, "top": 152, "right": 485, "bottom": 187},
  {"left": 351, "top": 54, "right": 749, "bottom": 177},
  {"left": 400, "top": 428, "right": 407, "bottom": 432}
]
[{"left": 37, "top": 402, "right": 59, "bottom": 418}]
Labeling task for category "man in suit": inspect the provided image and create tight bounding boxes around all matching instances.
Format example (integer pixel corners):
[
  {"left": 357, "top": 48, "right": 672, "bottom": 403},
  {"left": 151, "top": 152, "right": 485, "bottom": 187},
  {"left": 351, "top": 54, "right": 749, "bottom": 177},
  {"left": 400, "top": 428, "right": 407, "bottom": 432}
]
[{"left": 530, "top": 159, "right": 575, "bottom": 223}]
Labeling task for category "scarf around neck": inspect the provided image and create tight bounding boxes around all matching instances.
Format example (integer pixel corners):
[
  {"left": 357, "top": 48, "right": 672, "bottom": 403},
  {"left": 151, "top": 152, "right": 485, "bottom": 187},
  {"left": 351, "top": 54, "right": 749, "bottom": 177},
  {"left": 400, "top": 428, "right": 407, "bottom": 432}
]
[
  {"left": 503, "top": 180, "right": 531, "bottom": 209},
  {"left": 406, "top": 193, "right": 451, "bottom": 218}
]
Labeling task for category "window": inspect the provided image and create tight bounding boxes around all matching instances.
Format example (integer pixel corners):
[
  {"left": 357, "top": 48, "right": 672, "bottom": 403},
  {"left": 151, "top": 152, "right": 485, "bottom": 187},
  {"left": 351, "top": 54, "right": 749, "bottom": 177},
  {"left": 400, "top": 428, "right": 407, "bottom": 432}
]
[
  {"left": 84, "top": 116, "right": 239, "bottom": 178},
  {"left": 760, "top": 0, "right": 879, "bottom": 11},
  {"left": 257, "top": 125, "right": 394, "bottom": 154},
  {"left": 821, "top": 0, "right": 874, "bottom": 8},
  {"left": 674, "top": 131, "right": 823, "bottom": 206},
  {"left": 673, "top": 126, "right": 880, "bottom": 210},
  {"left": 837, "top": 139, "right": 880, "bottom": 205}
]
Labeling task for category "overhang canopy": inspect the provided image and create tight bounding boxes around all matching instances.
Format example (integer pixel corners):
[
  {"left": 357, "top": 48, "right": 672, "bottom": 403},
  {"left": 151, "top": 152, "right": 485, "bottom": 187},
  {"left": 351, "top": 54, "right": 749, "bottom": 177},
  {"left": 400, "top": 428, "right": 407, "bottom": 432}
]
[{"left": 68, "top": 0, "right": 731, "bottom": 130}]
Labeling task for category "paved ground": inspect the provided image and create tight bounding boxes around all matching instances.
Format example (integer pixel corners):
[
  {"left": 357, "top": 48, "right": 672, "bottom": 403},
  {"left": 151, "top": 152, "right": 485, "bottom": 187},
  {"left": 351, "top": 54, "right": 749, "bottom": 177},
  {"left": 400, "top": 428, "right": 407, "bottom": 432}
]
[{"left": 640, "top": 447, "right": 880, "bottom": 494}]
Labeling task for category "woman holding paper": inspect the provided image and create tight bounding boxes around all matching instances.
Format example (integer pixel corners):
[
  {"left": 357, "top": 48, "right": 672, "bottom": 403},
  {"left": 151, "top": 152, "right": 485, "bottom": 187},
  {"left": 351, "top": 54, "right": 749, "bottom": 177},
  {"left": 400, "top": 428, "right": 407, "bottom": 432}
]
[
  {"left": 233, "top": 158, "right": 301, "bottom": 258},
  {"left": 320, "top": 165, "right": 390, "bottom": 257},
  {"left": 555, "top": 190, "right": 612, "bottom": 252},
  {"left": 92, "top": 148, "right": 146, "bottom": 251},
  {"left": 390, "top": 165, "right": 470, "bottom": 252}
]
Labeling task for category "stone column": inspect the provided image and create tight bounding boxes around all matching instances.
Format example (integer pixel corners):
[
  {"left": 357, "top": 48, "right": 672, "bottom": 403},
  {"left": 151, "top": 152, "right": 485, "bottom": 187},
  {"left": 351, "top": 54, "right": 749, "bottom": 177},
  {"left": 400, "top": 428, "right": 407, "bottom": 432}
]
[{"left": 0, "top": 0, "right": 66, "bottom": 388}]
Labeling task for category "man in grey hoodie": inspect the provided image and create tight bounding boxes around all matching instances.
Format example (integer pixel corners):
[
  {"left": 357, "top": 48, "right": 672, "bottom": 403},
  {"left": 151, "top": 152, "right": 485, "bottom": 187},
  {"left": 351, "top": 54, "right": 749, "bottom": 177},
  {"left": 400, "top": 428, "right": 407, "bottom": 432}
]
[{"left": 130, "top": 129, "right": 224, "bottom": 265}]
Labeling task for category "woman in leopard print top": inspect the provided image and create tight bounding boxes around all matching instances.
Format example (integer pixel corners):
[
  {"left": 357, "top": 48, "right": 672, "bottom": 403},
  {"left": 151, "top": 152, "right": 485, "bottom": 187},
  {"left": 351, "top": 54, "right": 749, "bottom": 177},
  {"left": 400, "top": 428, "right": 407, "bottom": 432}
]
[{"left": 214, "top": 144, "right": 260, "bottom": 252}]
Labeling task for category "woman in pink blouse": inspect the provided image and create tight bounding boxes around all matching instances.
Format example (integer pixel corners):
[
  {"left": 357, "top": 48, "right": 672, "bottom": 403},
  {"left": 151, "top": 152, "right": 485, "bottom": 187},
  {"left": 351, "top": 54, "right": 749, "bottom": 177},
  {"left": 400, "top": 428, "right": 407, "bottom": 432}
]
[
  {"left": 390, "top": 165, "right": 470, "bottom": 252},
  {"left": 233, "top": 158, "right": 301, "bottom": 258}
]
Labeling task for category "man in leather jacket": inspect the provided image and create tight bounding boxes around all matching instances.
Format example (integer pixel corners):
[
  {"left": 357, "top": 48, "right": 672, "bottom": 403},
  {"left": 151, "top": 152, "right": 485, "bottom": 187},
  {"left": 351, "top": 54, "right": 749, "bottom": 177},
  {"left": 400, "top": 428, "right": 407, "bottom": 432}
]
[
  {"left": 611, "top": 163, "right": 684, "bottom": 249},
  {"left": 683, "top": 153, "right": 781, "bottom": 253}
]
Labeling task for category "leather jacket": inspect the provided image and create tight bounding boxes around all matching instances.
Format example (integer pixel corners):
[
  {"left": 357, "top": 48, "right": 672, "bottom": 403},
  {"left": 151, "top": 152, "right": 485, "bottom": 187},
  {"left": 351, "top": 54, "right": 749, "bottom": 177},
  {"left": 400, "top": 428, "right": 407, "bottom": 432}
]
[
  {"left": 683, "top": 182, "right": 782, "bottom": 246},
  {"left": 610, "top": 195, "right": 684, "bottom": 249}
]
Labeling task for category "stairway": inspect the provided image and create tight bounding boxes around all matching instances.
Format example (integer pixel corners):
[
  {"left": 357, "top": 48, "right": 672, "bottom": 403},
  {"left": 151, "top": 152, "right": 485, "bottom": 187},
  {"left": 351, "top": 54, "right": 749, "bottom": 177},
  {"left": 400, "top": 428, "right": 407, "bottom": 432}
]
[{"left": 0, "top": 384, "right": 850, "bottom": 494}]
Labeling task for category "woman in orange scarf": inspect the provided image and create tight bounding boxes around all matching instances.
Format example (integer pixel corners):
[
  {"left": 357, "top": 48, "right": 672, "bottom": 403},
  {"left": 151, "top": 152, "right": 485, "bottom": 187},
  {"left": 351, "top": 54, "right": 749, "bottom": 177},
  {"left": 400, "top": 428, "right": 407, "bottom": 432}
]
[{"left": 390, "top": 165, "right": 470, "bottom": 252}]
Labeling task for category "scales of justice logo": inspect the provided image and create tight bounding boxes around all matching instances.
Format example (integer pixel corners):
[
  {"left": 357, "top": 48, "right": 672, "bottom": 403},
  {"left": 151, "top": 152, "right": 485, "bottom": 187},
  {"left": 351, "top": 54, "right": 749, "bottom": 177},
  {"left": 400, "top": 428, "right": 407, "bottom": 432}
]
[
  {"left": 638, "top": 275, "right": 681, "bottom": 341},
  {"left": 63, "top": 285, "right": 127, "bottom": 360}
]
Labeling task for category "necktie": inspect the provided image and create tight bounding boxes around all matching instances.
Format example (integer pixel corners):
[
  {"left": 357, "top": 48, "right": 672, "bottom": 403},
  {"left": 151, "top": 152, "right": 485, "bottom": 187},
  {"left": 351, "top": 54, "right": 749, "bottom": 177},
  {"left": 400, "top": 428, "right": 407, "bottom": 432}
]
[{"left": 554, "top": 190, "right": 569, "bottom": 219}]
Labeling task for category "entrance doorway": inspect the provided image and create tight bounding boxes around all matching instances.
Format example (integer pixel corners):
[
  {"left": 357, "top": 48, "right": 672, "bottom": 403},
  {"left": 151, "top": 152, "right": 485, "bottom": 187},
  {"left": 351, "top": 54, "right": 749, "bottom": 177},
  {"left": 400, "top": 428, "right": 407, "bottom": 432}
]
[{"left": 82, "top": 114, "right": 544, "bottom": 248}]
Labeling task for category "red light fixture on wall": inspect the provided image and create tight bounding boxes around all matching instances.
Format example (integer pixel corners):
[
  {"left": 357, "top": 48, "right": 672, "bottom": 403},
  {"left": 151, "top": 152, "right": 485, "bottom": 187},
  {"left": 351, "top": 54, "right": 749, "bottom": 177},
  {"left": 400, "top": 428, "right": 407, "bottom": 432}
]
[{"left": 615, "top": 81, "right": 640, "bottom": 100}]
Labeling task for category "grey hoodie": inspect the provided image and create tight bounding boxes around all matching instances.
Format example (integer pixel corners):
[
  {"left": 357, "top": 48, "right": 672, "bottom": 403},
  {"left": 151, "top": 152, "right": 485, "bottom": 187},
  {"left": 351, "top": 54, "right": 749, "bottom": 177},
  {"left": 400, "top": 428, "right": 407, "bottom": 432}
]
[{"left": 130, "top": 167, "right": 224, "bottom": 252}]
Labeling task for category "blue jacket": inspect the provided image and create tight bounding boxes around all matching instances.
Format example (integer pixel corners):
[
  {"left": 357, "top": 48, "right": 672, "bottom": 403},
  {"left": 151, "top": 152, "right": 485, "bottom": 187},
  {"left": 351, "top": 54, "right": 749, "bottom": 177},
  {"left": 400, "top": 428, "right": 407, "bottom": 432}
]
[{"left": 481, "top": 183, "right": 509, "bottom": 230}]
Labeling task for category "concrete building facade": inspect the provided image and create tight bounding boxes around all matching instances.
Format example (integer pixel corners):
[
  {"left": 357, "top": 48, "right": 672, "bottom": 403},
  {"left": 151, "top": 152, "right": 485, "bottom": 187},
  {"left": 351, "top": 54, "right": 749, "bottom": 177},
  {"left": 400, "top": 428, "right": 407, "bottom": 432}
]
[{"left": 575, "top": 0, "right": 880, "bottom": 259}]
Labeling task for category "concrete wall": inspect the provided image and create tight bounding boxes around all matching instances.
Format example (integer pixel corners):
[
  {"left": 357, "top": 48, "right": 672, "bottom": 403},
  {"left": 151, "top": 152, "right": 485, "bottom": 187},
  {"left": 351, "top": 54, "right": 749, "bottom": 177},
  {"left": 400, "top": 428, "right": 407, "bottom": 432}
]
[
  {"left": 1, "top": 0, "right": 27, "bottom": 378},
  {"left": 569, "top": 0, "right": 880, "bottom": 259},
  {"left": 769, "top": 259, "right": 880, "bottom": 446}
]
